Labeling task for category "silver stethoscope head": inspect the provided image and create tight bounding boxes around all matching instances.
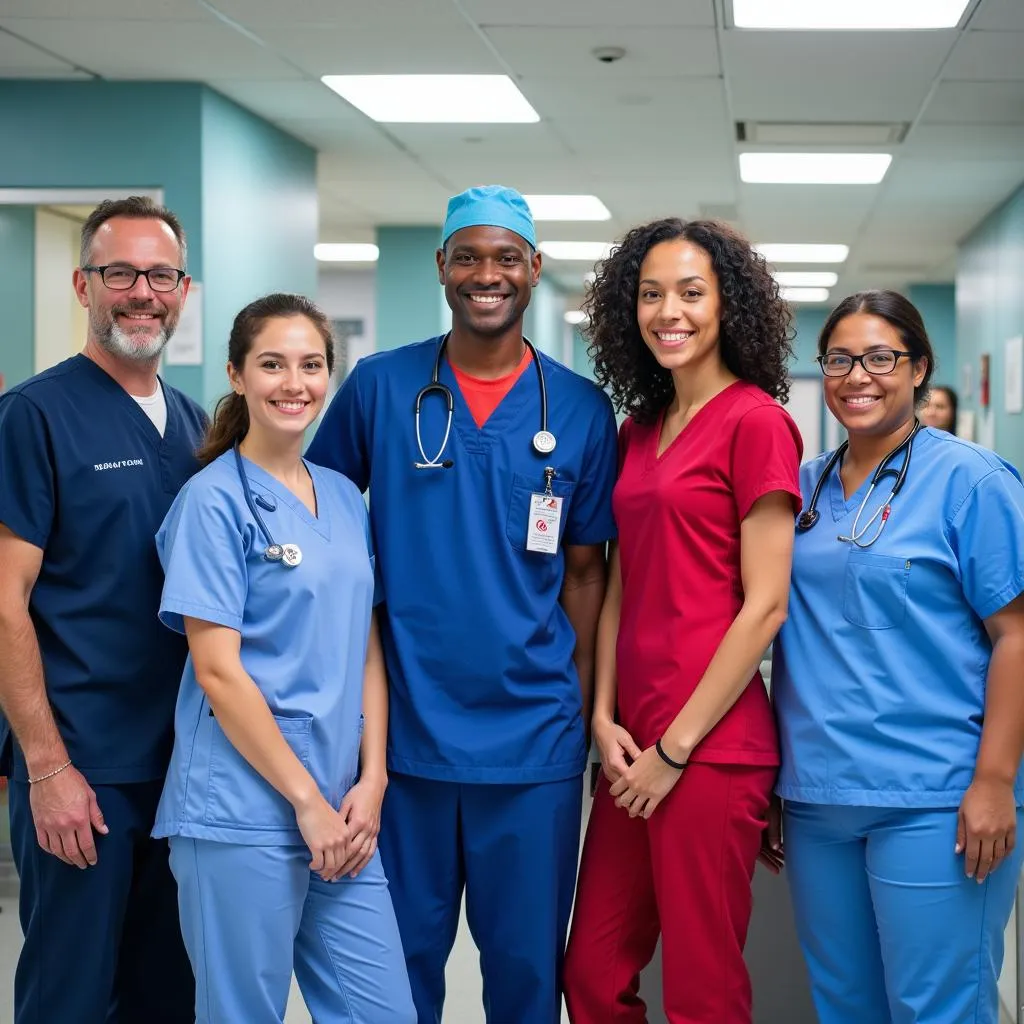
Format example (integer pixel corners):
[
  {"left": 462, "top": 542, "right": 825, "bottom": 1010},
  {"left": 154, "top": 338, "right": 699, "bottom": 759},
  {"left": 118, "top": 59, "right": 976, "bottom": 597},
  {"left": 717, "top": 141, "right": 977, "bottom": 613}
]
[
  {"left": 233, "top": 444, "right": 303, "bottom": 568},
  {"left": 413, "top": 334, "right": 555, "bottom": 470},
  {"left": 796, "top": 420, "right": 920, "bottom": 549}
]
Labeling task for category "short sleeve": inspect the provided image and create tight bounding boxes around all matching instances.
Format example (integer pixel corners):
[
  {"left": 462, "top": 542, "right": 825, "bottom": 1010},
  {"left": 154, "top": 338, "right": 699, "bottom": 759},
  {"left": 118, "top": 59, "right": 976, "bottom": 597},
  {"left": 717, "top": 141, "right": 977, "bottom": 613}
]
[
  {"left": 0, "top": 394, "right": 55, "bottom": 549},
  {"left": 949, "top": 467, "right": 1024, "bottom": 621},
  {"left": 564, "top": 392, "right": 618, "bottom": 546},
  {"left": 155, "top": 482, "right": 248, "bottom": 634},
  {"left": 730, "top": 404, "right": 804, "bottom": 521},
  {"left": 306, "top": 367, "right": 371, "bottom": 492},
  {"left": 361, "top": 496, "right": 385, "bottom": 608}
]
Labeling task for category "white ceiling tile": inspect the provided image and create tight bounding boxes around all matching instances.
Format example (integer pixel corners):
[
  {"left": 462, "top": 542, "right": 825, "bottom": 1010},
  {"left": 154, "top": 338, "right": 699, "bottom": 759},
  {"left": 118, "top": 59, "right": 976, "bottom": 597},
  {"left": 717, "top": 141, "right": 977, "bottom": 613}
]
[
  {"left": 259, "top": 23, "right": 501, "bottom": 76},
  {"left": 486, "top": 26, "right": 720, "bottom": 79},
  {"left": 903, "top": 123, "right": 1024, "bottom": 161},
  {"left": 944, "top": 30, "right": 1024, "bottom": 81},
  {"left": 0, "top": 0, "right": 195, "bottom": 16},
  {"left": 209, "top": 80, "right": 360, "bottom": 121},
  {"left": 522, "top": 74, "right": 727, "bottom": 121},
  {"left": 461, "top": 0, "right": 716, "bottom": 28},
  {"left": 0, "top": 29, "right": 76, "bottom": 71},
  {"left": 971, "top": 0, "right": 1024, "bottom": 31},
  {"left": 1, "top": 17, "right": 301, "bottom": 79},
  {"left": 384, "top": 122, "right": 569, "bottom": 159},
  {"left": 212, "top": 0, "right": 463, "bottom": 26},
  {"left": 724, "top": 30, "right": 955, "bottom": 121},
  {"left": 925, "top": 81, "right": 1024, "bottom": 123},
  {"left": 740, "top": 187, "right": 878, "bottom": 240}
]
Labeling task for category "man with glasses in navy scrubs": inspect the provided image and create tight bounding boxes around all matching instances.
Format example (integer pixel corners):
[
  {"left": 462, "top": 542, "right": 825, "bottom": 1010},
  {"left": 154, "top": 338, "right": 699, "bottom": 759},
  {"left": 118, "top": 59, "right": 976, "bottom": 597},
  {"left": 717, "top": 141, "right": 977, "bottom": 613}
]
[{"left": 0, "top": 197, "right": 204, "bottom": 1023}]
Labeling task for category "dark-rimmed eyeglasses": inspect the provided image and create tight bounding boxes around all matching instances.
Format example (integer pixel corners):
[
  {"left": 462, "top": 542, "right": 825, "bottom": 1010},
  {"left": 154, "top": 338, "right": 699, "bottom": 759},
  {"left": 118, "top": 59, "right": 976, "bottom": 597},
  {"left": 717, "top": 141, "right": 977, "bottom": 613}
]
[
  {"left": 817, "top": 350, "right": 915, "bottom": 377},
  {"left": 82, "top": 264, "right": 186, "bottom": 293}
]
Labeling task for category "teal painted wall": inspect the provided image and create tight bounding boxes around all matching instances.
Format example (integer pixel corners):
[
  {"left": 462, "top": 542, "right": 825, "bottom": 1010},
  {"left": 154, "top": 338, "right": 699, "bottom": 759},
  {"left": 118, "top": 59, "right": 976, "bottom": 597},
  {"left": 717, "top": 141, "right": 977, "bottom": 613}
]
[
  {"left": 524, "top": 276, "right": 563, "bottom": 358},
  {"left": 0, "top": 80, "right": 316, "bottom": 407},
  {"left": 199, "top": 89, "right": 317, "bottom": 405},
  {"left": 909, "top": 283, "right": 956, "bottom": 388},
  {"left": 0, "top": 206, "right": 35, "bottom": 389},
  {"left": 957, "top": 182, "right": 1024, "bottom": 469},
  {"left": 376, "top": 226, "right": 447, "bottom": 349},
  {"left": 791, "top": 306, "right": 830, "bottom": 376}
]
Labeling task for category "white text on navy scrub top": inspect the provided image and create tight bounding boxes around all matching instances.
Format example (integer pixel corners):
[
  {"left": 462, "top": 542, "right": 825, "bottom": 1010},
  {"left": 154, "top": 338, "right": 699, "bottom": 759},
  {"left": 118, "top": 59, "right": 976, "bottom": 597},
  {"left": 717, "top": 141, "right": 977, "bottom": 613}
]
[{"left": 93, "top": 459, "right": 145, "bottom": 471}]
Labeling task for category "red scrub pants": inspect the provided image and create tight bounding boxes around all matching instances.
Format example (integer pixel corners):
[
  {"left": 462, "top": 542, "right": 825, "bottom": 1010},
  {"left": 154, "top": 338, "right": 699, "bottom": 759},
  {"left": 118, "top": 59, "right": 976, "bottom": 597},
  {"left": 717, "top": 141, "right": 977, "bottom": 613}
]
[{"left": 563, "top": 763, "right": 775, "bottom": 1024}]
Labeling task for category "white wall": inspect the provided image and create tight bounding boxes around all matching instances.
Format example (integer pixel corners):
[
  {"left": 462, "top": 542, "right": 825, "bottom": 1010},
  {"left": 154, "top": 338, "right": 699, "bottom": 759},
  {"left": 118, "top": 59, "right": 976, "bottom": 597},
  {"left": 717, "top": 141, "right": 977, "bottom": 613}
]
[
  {"left": 34, "top": 207, "right": 86, "bottom": 372},
  {"left": 316, "top": 267, "right": 376, "bottom": 374}
]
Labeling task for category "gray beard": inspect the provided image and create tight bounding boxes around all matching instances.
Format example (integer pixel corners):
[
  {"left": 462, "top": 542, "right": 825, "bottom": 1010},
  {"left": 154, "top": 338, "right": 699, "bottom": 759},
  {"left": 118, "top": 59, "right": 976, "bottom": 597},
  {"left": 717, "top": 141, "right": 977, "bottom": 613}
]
[{"left": 95, "top": 318, "right": 172, "bottom": 363}]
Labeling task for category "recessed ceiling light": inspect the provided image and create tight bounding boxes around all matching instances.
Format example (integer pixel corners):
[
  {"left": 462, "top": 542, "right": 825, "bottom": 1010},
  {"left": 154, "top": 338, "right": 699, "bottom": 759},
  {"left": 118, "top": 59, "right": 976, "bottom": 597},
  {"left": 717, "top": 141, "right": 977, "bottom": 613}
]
[
  {"left": 732, "top": 0, "right": 970, "bottom": 30},
  {"left": 321, "top": 75, "right": 539, "bottom": 123},
  {"left": 314, "top": 243, "right": 380, "bottom": 262},
  {"left": 539, "top": 242, "right": 614, "bottom": 261},
  {"left": 740, "top": 153, "right": 892, "bottom": 184},
  {"left": 756, "top": 244, "right": 849, "bottom": 264},
  {"left": 524, "top": 195, "right": 611, "bottom": 221},
  {"left": 781, "top": 287, "right": 831, "bottom": 303},
  {"left": 774, "top": 271, "right": 839, "bottom": 287},
  {"left": 564, "top": 310, "right": 587, "bottom": 325}
]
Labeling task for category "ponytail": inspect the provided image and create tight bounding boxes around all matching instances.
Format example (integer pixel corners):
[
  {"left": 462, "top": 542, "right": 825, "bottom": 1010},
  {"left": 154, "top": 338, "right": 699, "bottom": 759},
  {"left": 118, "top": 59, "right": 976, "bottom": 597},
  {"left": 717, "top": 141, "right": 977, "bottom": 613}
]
[{"left": 196, "top": 391, "right": 249, "bottom": 467}]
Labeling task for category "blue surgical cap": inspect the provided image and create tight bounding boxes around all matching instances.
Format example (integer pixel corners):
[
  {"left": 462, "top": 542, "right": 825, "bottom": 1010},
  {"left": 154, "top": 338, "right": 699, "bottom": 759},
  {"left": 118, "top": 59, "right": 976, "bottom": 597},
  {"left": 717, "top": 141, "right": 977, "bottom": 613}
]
[{"left": 441, "top": 185, "right": 536, "bottom": 249}]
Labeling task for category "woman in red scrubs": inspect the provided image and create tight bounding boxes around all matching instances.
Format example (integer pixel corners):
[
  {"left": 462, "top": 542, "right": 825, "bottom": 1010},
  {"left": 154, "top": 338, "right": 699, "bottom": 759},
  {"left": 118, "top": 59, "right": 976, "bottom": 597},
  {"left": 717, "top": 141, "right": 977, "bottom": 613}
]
[{"left": 563, "top": 219, "right": 802, "bottom": 1024}]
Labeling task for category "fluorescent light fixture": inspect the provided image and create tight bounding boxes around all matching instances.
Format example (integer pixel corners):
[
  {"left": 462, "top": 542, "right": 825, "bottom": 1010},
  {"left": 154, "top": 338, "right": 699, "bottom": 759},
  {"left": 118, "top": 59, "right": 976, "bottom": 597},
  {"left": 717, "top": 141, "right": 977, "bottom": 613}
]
[
  {"left": 564, "top": 310, "right": 587, "bottom": 325},
  {"left": 314, "top": 243, "right": 380, "bottom": 262},
  {"left": 756, "top": 243, "right": 849, "bottom": 264},
  {"left": 321, "top": 75, "right": 539, "bottom": 123},
  {"left": 524, "top": 195, "right": 611, "bottom": 221},
  {"left": 733, "top": 0, "right": 970, "bottom": 30},
  {"left": 539, "top": 241, "right": 613, "bottom": 261},
  {"left": 740, "top": 153, "right": 892, "bottom": 185},
  {"left": 781, "top": 287, "right": 831, "bottom": 303},
  {"left": 774, "top": 271, "right": 839, "bottom": 287}
]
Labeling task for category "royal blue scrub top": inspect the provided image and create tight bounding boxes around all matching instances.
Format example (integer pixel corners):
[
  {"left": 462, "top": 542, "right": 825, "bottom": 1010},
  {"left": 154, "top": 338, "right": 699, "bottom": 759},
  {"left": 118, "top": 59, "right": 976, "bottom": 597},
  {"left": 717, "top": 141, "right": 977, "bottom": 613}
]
[
  {"left": 306, "top": 338, "right": 618, "bottom": 784},
  {"left": 152, "top": 451, "right": 375, "bottom": 845},
  {"left": 773, "top": 428, "right": 1024, "bottom": 807},
  {"left": 0, "top": 355, "right": 206, "bottom": 783}
]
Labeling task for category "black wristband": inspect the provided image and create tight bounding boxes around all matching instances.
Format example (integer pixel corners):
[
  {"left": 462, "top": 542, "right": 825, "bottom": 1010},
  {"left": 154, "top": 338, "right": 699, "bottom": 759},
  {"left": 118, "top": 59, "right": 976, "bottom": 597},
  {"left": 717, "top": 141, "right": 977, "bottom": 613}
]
[{"left": 655, "top": 739, "right": 687, "bottom": 771}]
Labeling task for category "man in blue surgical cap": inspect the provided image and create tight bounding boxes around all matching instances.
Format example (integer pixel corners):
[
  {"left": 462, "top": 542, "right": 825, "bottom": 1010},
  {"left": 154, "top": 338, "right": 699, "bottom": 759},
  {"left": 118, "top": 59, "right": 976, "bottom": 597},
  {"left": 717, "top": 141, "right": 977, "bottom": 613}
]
[{"left": 307, "top": 185, "right": 618, "bottom": 1022}]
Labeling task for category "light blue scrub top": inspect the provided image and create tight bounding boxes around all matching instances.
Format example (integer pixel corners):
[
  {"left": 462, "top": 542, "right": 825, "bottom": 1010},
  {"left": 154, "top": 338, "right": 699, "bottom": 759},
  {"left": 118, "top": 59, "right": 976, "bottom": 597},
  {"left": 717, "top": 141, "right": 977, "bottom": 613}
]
[
  {"left": 305, "top": 338, "right": 618, "bottom": 784},
  {"left": 774, "top": 428, "right": 1024, "bottom": 808},
  {"left": 152, "top": 451, "right": 375, "bottom": 845}
]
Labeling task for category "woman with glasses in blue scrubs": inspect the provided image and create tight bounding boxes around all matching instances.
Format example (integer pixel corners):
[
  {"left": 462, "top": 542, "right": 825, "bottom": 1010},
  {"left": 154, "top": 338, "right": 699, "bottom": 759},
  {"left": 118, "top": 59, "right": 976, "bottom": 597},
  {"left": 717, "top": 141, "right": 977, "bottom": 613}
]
[
  {"left": 770, "top": 290, "right": 1024, "bottom": 1024},
  {"left": 152, "top": 293, "right": 414, "bottom": 1023}
]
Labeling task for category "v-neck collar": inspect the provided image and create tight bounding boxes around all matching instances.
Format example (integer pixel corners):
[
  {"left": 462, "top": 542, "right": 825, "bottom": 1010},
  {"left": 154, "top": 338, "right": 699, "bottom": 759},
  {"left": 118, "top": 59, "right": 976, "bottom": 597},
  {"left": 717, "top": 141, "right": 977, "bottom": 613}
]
[
  {"left": 647, "top": 379, "right": 744, "bottom": 467},
  {"left": 75, "top": 354, "right": 176, "bottom": 451},
  {"left": 238, "top": 453, "right": 330, "bottom": 541}
]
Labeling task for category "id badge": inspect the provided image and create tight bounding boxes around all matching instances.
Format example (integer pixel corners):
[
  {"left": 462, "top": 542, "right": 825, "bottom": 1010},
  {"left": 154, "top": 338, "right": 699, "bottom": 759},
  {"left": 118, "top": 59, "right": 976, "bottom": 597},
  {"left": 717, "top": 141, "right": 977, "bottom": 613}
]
[{"left": 526, "top": 492, "right": 562, "bottom": 554}]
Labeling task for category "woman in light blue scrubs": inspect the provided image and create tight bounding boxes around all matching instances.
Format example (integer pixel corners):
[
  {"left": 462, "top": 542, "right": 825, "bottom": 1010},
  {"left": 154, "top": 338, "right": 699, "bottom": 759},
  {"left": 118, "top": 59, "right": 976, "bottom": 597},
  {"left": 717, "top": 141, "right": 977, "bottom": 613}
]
[
  {"left": 153, "top": 293, "right": 414, "bottom": 1023},
  {"left": 771, "top": 290, "right": 1024, "bottom": 1024}
]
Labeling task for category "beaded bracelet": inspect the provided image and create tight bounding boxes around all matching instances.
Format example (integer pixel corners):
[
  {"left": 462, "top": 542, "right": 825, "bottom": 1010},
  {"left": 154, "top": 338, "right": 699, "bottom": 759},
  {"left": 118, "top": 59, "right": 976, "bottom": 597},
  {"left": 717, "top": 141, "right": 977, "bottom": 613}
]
[{"left": 28, "top": 759, "right": 72, "bottom": 785}]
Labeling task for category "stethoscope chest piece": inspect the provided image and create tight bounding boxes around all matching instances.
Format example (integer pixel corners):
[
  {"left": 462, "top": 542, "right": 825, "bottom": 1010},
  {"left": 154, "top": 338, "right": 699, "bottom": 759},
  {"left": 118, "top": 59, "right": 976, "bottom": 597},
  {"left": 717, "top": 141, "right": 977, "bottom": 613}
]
[
  {"left": 796, "top": 509, "right": 819, "bottom": 532},
  {"left": 264, "top": 543, "right": 285, "bottom": 563},
  {"left": 533, "top": 429, "right": 557, "bottom": 455},
  {"left": 281, "top": 543, "right": 303, "bottom": 568}
]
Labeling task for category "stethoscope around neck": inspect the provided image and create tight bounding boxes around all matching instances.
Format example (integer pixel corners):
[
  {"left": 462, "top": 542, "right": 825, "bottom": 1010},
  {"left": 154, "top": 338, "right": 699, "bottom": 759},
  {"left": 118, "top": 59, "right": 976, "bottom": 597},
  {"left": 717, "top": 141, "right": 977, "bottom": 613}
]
[
  {"left": 413, "top": 333, "right": 556, "bottom": 469},
  {"left": 796, "top": 420, "right": 921, "bottom": 548},
  {"left": 233, "top": 444, "right": 302, "bottom": 568}
]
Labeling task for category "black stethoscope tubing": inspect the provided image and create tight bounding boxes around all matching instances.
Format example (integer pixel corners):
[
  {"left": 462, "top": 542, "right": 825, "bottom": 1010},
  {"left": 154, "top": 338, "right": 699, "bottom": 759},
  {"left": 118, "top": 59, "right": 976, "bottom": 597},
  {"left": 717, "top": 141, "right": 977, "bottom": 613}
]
[
  {"left": 413, "top": 334, "right": 555, "bottom": 469},
  {"left": 233, "top": 444, "right": 302, "bottom": 568},
  {"left": 796, "top": 420, "right": 921, "bottom": 535}
]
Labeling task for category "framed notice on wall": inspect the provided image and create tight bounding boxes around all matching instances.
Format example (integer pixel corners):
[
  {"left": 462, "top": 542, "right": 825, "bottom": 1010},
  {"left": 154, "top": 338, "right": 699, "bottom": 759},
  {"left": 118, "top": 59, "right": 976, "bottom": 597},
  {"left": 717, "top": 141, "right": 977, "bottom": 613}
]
[{"left": 1005, "top": 335, "right": 1023, "bottom": 415}]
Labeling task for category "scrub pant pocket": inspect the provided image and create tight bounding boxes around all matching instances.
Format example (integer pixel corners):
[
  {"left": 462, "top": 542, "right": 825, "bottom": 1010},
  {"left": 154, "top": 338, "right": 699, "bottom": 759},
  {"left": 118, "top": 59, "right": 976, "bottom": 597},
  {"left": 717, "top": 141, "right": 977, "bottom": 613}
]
[
  {"left": 169, "top": 838, "right": 415, "bottom": 1024},
  {"left": 784, "top": 802, "right": 1024, "bottom": 1024}
]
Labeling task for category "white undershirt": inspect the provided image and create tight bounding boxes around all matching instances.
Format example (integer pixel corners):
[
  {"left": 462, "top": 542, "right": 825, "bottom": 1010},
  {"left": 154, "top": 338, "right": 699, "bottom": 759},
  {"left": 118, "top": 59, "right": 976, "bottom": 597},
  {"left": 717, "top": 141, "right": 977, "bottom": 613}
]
[{"left": 132, "top": 380, "right": 168, "bottom": 437}]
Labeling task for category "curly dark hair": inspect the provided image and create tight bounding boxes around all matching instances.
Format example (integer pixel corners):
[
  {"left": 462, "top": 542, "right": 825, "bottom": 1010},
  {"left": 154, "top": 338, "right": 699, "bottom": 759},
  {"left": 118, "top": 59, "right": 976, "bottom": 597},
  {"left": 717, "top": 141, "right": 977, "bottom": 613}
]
[{"left": 584, "top": 218, "right": 794, "bottom": 424}]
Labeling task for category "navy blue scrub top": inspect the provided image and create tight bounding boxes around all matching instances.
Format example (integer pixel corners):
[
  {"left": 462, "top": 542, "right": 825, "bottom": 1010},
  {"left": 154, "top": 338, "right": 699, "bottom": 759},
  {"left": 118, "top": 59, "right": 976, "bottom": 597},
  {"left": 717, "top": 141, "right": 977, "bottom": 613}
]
[
  {"left": 306, "top": 338, "right": 618, "bottom": 785},
  {"left": 0, "top": 355, "right": 206, "bottom": 784}
]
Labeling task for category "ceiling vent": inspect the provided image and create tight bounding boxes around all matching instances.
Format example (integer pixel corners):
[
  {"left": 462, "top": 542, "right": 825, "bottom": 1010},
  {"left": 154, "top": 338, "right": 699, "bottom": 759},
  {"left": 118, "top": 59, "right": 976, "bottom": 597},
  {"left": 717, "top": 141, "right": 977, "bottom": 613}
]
[{"left": 735, "top": 121, "right": 909, "bottom": 145}]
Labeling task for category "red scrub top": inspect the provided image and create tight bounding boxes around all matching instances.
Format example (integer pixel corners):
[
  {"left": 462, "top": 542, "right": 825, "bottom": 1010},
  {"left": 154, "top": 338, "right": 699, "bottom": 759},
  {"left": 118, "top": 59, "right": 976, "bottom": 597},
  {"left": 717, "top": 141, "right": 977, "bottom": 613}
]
[{"left": 613, "top": 380, "right": 803, "bottom": 765}]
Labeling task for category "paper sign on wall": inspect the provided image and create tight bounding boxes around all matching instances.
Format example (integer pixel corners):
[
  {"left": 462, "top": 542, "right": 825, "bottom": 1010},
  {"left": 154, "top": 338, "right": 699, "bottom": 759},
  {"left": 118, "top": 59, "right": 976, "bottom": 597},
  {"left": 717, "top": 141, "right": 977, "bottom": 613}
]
[
  {"left": 1005, "top": 336, "right": 1023, "bottom": 415},
  {"left": 165, "top": 282, "right": 203, "bottom": 366}
]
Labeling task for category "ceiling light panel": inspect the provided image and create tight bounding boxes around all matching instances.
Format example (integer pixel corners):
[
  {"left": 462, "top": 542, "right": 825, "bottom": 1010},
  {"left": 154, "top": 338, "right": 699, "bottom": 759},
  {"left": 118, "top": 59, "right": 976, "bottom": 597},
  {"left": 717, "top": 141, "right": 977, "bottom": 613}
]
[
  {"left": 740, "top": 153, "right": 892, "bottom": 184},
  {"left": 732, "top": 0, "right": 970, "bottom": 30},
  {"left": 321, "top": 75, "right": 539, "bottom": 123},
  {"left": 756, "top": 244, "right": 850, "bottom": 264},
  {"left": 773, "top": 271, "right": 839, "bottom": 287},
  {"left": 781, "top": 287, "right": 831, "bottom": 302},
  {"left": 539, "top": 242, "right": 614, "bottom": 261},
  {"left": 524, "top": 195, "right": 611, "bottom": 221},
  {"left": 314, "top": 243, "right": 380, "bottom": 262}
]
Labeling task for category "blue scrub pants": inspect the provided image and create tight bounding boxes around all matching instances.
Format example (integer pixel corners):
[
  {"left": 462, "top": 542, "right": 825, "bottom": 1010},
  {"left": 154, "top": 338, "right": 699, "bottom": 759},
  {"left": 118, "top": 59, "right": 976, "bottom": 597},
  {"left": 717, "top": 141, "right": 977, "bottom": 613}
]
[
  {"left": 169, "top": 838, "right": 415, "bottom": 1023},
  {"left": 380, "top": 773, "right": 584, "bottom": 1024},
  {"left": 784, "top": 802, "right": 1024, "bottom": 1024},
  {"left": 8, "top": 778, "right": 194, "bottom": 1024}
]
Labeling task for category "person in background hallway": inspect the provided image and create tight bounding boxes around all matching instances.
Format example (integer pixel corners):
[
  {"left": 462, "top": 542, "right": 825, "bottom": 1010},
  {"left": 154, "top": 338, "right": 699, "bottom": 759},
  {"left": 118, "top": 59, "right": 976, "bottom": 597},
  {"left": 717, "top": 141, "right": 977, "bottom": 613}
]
[
  {"left": 920, "top": 383, "right": 958, "bottom": 433},
  {"left": 771, "top": 290, "right": 1024, "bottom": 1024},
  {"left": 153, "top": 294, "right": 414, "bottom": 1023},
  {"left": 0, "top": 197, "right": 201, "bottom": 1023},
  {"left": 306, "top": 185, "right": 618, "bottom": 1023},
  {"left": 563, "top": 218, "right": 803, "bottom": 1024}
]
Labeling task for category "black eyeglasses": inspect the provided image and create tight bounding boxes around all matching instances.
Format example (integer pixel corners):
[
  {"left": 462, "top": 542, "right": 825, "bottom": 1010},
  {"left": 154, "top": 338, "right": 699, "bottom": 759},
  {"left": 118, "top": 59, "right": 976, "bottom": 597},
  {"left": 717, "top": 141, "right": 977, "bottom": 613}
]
[
  {"left": 817, "top": 350, "right": 915, "bottom": 377},
  {"left": 82, "top": 264, "right": 186, "bottom": 293}
]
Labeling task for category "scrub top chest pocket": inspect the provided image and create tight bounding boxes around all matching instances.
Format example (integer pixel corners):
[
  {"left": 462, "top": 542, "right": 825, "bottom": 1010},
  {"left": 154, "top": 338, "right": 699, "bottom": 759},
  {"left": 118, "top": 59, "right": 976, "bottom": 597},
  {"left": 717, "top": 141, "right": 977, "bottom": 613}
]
[
  {"left": 506, "top": 471, "right": 575, "bottom": 552},
  {"left": 843, "top": 550, "right": 912, "bottom": 630}
]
